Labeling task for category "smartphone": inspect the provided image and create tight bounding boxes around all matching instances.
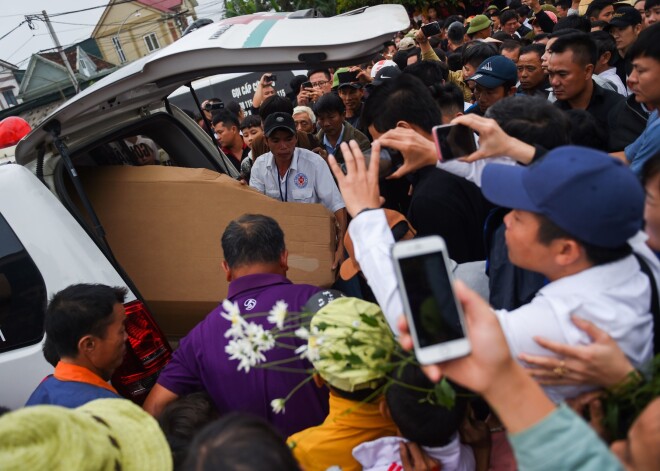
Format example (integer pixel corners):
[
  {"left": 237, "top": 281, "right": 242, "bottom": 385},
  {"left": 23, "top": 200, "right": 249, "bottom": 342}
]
[
  {"left": 392, "top": 236, "right": 470, "bottom": 365},
  {"left": 421, "top": 21, "right": 441, "bottom": 37},
  {"left": 266, "top": 74, "right": 277, "bottom": 82},
  {"left": 432, "top": 124, "right": 477, "bottom": 161},
  {"left": 302, "top": 81, "right": 313, "bottom": 89},
  {"left": 337, "top": 70, "right": 360, "bottom": 84},
  {"left": 204, "top": 101, "right": 224, "bottom": 111}
]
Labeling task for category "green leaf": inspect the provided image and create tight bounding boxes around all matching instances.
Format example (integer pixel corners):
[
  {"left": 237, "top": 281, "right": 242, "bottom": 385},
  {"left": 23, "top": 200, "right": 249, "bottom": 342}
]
[
  {"left": 433, "top": 378, "right": 456, "bottom": 409},
  {"left": 345, "top": 337, "right": 366, "bottom": 348},
  {"left": 315, "top": 321, "right": 330, "bottom": 331},
  {"left": 344, "top": 353, "right": 363, "bottom": 365},
  {"left": 331, "top": 351, "right": 343, "bottom": 361},
  {"left": 371, "top": 348, "right": 388, "bottom": 360},
  {"left": 359, "top": 313, "right": 379, "bottom": 327}
]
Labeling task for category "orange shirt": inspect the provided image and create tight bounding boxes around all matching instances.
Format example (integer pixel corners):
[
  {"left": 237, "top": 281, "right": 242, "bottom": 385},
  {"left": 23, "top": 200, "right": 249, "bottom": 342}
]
[
  {"left": 54, "top": 362, "right": 118, "bottom": 394},
  {"left": 287, "top": 392, "right": 398, "bottom": 471}
]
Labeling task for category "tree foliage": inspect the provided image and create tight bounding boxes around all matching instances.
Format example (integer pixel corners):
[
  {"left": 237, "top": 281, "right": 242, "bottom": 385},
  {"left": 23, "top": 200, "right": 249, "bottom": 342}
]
[{"left": 224, "top": 0, "right": 337, "bottom": 18}]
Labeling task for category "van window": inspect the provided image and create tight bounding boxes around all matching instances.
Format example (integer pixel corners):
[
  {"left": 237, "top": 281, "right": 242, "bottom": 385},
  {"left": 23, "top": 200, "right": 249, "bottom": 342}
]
[{"left": 0, "top": 213, "right": 47, "bottom": 353}]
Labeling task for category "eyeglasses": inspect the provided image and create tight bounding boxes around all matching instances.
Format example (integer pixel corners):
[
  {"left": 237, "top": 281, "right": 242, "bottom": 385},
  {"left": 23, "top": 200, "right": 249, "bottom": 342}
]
[{"left": 311, "top": 80, "right": 330, "bottom": 88}]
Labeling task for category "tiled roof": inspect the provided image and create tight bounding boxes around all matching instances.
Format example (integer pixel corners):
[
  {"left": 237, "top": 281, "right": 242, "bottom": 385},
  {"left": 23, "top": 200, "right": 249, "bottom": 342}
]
[{"left": 136, "top": 0, "right": 183, "bottom": 12}]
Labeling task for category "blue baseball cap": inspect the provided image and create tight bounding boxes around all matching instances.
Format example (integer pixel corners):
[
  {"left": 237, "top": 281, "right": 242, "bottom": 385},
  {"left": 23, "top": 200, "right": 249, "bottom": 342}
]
[
  {"left": 481, "top": 146, "right": 644, "bottom": 248},
  {"left": 468, "top": 55, "right": 518, "bottom": 89}
]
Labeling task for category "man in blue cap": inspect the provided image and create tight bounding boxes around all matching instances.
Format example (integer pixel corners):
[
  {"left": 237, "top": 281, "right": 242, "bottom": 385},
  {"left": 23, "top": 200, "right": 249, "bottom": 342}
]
[
  {"left": 466, "top": 55, "right": 519, "bottom": 116},
  {"left": 330, "top": 142, "right": 657, "bottom": 404}
]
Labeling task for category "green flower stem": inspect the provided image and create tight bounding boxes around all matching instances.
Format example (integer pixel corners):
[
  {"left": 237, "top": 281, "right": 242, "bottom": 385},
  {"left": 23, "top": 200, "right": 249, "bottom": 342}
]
[{"left": 283, "top": 374, "right": 316, "bottom": 403}]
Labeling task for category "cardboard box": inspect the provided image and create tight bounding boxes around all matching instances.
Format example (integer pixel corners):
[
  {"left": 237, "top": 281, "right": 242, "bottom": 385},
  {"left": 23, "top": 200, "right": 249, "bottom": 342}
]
[{"left": 76, "top": 166, "right": 337, "bottom": 337}]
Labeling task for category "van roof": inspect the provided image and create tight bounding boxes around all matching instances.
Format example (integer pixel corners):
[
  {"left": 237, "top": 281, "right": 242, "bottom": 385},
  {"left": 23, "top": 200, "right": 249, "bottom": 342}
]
[{"left": 16, "top": 6, "right": 409, "bottom": 165}]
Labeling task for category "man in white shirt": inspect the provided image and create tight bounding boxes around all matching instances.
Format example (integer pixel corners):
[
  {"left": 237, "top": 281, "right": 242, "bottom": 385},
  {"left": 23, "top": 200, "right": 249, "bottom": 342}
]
[
  {"left": 330, "top": 142, "right": 655, "bottom": 403},
  {"left": 250, "top": 112, "right": 347, "bottom": 270}
]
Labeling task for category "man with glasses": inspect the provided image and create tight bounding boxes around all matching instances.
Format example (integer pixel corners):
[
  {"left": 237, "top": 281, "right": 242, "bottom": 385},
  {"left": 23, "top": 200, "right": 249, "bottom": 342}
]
[{"left": 296, "top": 69, "right": 333, "bottom": 106}]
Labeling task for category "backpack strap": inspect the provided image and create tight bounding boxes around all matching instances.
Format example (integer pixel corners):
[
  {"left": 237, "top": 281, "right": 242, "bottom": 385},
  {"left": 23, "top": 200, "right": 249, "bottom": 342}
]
[{"left": 634, "top": 253, "right": 659, "bottom": 354}]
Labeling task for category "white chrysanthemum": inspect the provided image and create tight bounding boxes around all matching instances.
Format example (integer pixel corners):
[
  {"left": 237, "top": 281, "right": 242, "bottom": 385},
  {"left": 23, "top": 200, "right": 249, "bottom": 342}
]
[
  {"left": 270, "top": 398, "right": 286, "bottom": 414},
  {"left": 295, "top": 336, "right": 321, "bottom": 362},
  {"left": 267, "top": 300, "right": 288, "bottom": 330},
  {"left": 294, "top": 326, "right": 310, "bottom": 339},
  {"left": 220, "top": 299, "right": 246, "bottom": 339},
  {"left": 256, "top": 329, "right": 276, "bottom": 352}
]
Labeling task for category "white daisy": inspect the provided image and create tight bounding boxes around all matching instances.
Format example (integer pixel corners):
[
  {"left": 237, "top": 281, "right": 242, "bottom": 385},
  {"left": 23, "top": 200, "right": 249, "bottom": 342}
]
[{"left": 267, "top": 300, "right": 288, "bottom": 330}]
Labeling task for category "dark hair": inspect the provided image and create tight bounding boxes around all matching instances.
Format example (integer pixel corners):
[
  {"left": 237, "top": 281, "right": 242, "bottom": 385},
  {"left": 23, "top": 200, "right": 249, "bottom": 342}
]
[
  {"left": 362, "top": 74, "right": 442, "bottom": 134},
  {"left": 432, "top": 83, "right": 465, "bottom": 120},
  {"left": 212, "top": 110, "right": 240, "bottom": 128},
  {"left": 307, "top": 68, "right": 331, "bottom": 81},
  {"left": 313, "top": 92, "right": 346, "bottom": 116},
  {"left": 289, "top": 75, "right": 307, "bottom": 96},
  {"left": 550, "top": 31, "right": 598, "bottom": 66},
  {"left": 182, "top": 413, "right": 299, "bottom": 471},
  {"left": 159, "top": 392, "right": 219, "bottom": 470},
  {"left": 647, "top": 0, "right": 660, "bottom": 9},
  {"left": 447, "top": 52, "right": 463, "bottom": 71},
  {"left": 386, "top": 362, "right": 467, "bottom": 447},
  {"left": 590, "top": 19, "right": 608, "bottom": 30},
  {"left": 520, "top": 43, "right": 546, "bottom": 59},
  {"left": 392, "top": 50, "right": 409, "bottom": 70},
  {"left": 404, "top": 60, "right": 449, "bottom": 86},
  {"left": 240, "top": 114, "right": 263, "bottom": 130},
  {"left": 44, "top": 284, "right": 127, "bottom": 358},
  {"left": 443, "top": 15, "right": 464, "bottom": 29},
  {"left": 564, "top": 109, "right": 609, "bottom": 151},
  {"left": 517, "top": 5, "right": 532, "bottom": 17},
  {"left": 500, "top": 9, "right": 519, "bottom": 25},
  {"left": 429, "top": 36, "right": 442, "bottom": 48},
  {"left": 591, "top": 30, "right": 618, "bottom": 66},
  {"left": 555, "top": 0, "right": 572, "bottom": 9},
  {"left": 485, "top": 96, "right": 571, "bottom": 149},
  {"left": 227, "top": 101, "right": 242, "bottom": 117},
  {"left": 447, "top": 22, "right": 466, "bottom": 43},
  {"left": 586, "top": 0, "right": 614, "bottom": 19},
  {"left": 535, "top": 213, "right": 632, "bottom": 265},
  {"left": 42, "top": 336, "right": 60, "bottom": 367},
  {"left": 493, "top": 30, "right": 515, "bottom": 41},
  {"left": 259, "top": 96, "right": 294, "bottom": 120},
  {"left": 462, "top": 42, "right": 499, "bottom": 68},
  {"left": 501, "top": 39, "right": 523, "bottom": 53},
  {"left": 641, "top": 153, "right": 660, "bottom": 187},
  {"left": 629, "top": 23, "right": 660, "bottom": 61},
  {"left": 534, "top": 33, "right": 550, "bottom": 42},
  {"left": 328, "top": 384, "right": 384, "bottom": 402},
  {"left": 221, "top": 214, "right": 286, "bottom": 269},
  {"left": 553, "top": 15, "right": 591, "bottom": 32}
]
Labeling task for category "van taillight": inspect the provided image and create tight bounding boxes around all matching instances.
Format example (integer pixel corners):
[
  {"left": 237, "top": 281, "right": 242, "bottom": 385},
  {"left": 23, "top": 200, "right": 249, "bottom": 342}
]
[{"left": 111, "top": 300, "right": 172, "bottom": 404}]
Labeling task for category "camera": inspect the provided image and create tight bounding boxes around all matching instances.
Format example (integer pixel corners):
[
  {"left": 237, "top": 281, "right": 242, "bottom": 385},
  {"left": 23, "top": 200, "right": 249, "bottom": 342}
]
[
  {"left": 302, "top": 81, "right": 313, "bottom": 89},
  {"left": 421, "top": 21, "right": 441, "bottom": 37},
  {"left": 203, "top": 101, "right": 224, "bottom": 111}
]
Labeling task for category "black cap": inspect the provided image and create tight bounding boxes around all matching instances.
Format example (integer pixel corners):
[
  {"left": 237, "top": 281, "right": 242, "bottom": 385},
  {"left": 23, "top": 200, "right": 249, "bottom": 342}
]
[
  {"left": 607, "top": 6, "right": 642, "bottom": 28},
  {"left": 263, "top": 112, "right": 296, "bottom": 137},
  {"left": 372, "top": 66, "right": 402, "bottom": 85},
  {"left": 304, "top": 290, "right": 347, "bottom": 313}
]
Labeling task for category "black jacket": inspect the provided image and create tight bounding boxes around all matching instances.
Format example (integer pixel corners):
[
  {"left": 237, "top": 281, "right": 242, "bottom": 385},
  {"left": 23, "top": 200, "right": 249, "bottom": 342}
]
[{"left": 608, "top": 94, "right": 650, "bottom": 152}]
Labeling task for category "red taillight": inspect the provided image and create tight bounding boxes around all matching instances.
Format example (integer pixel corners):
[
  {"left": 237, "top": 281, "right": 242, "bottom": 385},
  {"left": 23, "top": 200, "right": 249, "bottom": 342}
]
[{"left": 112, "top": 300, "right": 172, "bottom": 404}]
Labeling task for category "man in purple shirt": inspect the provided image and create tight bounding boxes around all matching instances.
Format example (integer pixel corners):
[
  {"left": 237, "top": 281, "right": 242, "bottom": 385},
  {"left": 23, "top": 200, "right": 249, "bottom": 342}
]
[{"left": 143, "top": 214, "right": 328, "bottom": 436}]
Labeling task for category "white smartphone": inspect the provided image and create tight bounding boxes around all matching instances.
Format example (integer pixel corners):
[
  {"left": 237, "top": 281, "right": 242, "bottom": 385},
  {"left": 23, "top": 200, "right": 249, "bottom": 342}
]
[{"left": 391, "top": 235, "right": 471, "bottom": 365}]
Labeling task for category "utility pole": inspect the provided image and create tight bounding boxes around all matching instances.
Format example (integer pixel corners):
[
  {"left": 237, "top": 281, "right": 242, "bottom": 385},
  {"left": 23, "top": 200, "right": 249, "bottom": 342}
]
[{"left": 41, "top": 10, "right": 79, "bottom": 93}]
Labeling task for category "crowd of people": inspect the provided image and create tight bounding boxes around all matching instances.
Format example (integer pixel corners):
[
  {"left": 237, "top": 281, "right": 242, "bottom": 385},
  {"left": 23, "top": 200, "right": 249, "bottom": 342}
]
[{"left": 2, "top": 1, "right": 660, "bottom": 470}]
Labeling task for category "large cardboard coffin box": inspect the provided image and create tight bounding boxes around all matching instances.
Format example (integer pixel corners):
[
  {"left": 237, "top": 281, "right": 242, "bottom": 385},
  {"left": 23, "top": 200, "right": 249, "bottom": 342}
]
[{"left": 76, "top": 166, "right": 336, "bottom": 337}]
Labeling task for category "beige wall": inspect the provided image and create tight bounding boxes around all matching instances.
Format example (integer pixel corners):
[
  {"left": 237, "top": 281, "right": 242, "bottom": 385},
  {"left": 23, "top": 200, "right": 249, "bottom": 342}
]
[{"left": 94, "top": 2, "right": 181, "bottom": 65}]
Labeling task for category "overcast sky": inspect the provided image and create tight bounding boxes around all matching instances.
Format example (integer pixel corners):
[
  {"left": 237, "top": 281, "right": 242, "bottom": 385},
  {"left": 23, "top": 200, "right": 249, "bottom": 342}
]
[{"left": 0, "top": 0, "right": 225, "bottom": 69}]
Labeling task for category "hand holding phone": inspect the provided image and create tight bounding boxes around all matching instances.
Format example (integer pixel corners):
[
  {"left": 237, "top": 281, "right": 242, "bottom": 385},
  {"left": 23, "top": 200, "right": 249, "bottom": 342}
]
[
  {"left": 392, "top": 236, "right": 470, "bottom": 365},
  {"left": 432, "top": 124, "right": 478, "bottom": 161}
]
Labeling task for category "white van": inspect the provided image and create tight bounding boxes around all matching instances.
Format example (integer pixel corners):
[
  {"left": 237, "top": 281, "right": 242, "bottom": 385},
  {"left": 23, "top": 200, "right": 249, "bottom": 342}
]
[{"left": 1, "top": 6, "right": 409, "bottom": 409}]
